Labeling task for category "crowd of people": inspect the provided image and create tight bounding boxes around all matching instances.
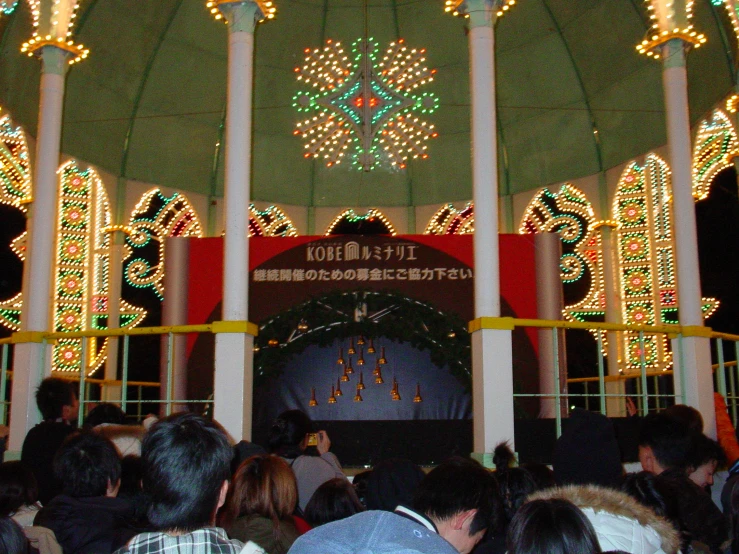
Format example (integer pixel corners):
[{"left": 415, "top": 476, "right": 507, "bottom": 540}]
[{"left": 1, "top": 377, "right": 738, "bottom": 554}]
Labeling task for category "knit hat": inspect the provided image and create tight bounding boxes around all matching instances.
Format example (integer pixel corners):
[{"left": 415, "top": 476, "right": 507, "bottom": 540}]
[{"left": 553, "top": 408, "right": 623, "bottom": 488}]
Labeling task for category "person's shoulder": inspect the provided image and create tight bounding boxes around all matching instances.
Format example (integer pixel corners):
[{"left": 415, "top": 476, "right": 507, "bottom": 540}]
[{"left": 289, "top": 511, "right": 456, "bottom": 554}]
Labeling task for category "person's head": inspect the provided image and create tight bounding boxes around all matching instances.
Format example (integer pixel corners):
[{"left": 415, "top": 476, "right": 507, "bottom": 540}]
[
  {"left": 0, "top": 462, "right": 38, "bottom": 516},
  {"left": 496, "top": 467, "right": 538, "bottom": 527},
  {"left": 0, "top": 517, "right": 28, "bottom": 554},
  {"left": 84, "top": 402, "right": 127, "bottom": 428},
  {"left": 663, "top": 404, "right": 703, "bottom": 433},
  {"left": 142, "top": 413, "right": 232, "bottom": 532},
  {"left": 553, "top": 409, "right": 623, "bottom": 488},
  {"left": 219, "top": 454, "right": 297, "bottom": 533},
  {"left": 267, "top": 410, "right": 313, "bottom": 459},
  {"left": 118, "top": 455, "right": 149, "bottom": 523},
  {"left": 506, "top": 498, "right": 602, "bottom": 554},
  {"left": 365, "top": 458, "right": 426, "bottom": 511},
  {"left": 413, "top": 457, "right": 501, "bottom": 554},
  {"left": 53, "top": 432, "right": 121, "bottom": 498},
  {"left": 638, "top": 412, "right": 695, "bottom": 474},
  {"left": 687, "top": 434, "right": 725, "bottom": 487},
  {"left": 620, "top": 471, "right": 678, "bottom": 522},
  {"left": 304, "top": 477, "right": 365, "bottom": 527},
  {"left": 36, "top": 377, "right": 78, "bottom": 422}
]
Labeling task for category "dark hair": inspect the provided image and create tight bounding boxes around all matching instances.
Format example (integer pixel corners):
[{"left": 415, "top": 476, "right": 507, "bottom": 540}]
[
  {"left": 506, "top": 498, "right": 602, "bottom": 554},
  {"left": 304, "top": 477, "right": 365, "bottom": 527},
  {"left": 0, "top": 517, "right": 28, "bottom": 554},
  {"left": 522, "top": 463, "right": 556, "bottom": 490},
  {"left": 0, "top": 462, "right": 38, "bottom": 516},
  {"left": 621, "top": 471, "right": 678, "bottom": 523},
  {"left": 497, "top": 467, "right": 538, "bottom": 526},
  {"left": 35, "top": 378, "right": 76, "bottom": 421},
  {"left": 219, "top": 454, "right": 297, "bottom": 534},
  {"left": 267, "top": 410, "right": 313, "bottom": 459},
  {"left": 687, "top": 434, "right": 725, "bottom": 472},
  {"left": 493, "top": 442, "right": 515, "bottom": 471},
  {"left": 638, "top": 413, "right": 695, "bottom": 471},
  {"left": 118, "top": 455, "right": 150, "bottom": 524},
  {"left": 53, "top": 432, "right": 121, "bottom": 498},
  {"left": 365, "top": 458, "right": 425, "bottom": 512},
  {"left": 142, "top": 412, "right": 232, "bottom": 532},
  {"left": 84, "top": 403, "right": 127, "bottom": 428},
  {"left": 413, "top": 457, "right": 501, "bottom": 536},
  {"left": 350, "top": 470, "right": 372, "bottom": 508},
  {"left": 663, "top": 404, "right": 703, "bottom": 433}
]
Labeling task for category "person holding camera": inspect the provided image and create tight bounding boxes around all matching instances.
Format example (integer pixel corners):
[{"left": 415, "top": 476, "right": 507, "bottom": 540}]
[{"left": 268, "top": 410, "right": 347, "bottom": 512}]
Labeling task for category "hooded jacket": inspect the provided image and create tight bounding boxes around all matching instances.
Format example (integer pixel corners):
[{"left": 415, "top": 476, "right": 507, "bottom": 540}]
[{"left": 529, "top": 485, "right": 681, "bottom": 554}]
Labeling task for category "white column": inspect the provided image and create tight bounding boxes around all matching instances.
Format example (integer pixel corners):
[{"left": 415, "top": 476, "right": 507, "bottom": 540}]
[
  {"left": 535, "top": 233, "right": 564, "bottom": 419},
  {"left": 213, "top": 1, "right": 258, "bottom": 441},
  {"left": 9, "top": 46, "right": 69, "bottom": 452},
  {"left": 662, "top": 39, "right": 715, "bottom": 438},
  {"left": 160, "top": 238, "right": 190, "bottom": 413},
  {"left": 465, "top": 0, "right": 515, "bottom": 456},
  {"left": 599, "top": 222, "right": 625, "bottom": 416}
]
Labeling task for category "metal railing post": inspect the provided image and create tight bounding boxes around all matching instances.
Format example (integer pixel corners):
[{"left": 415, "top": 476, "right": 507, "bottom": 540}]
[
  {"left": 0, "top": 344, "right": 9, "bottom": 424},
  {"left": 121, "top": 335, "right": 130, "bottom": 413},
  {"left": 596, "top": 333, "right": 606, "bottom": 415},
  {"left": 78, "top": 337, "right": 88, "bottom": 427},
  {"left": 553, "top": 327, "right": 562, "bottom": 437},
  {"left": 639, "top": 331, "right": 648, "bottom": 415},
  {"left": 166, "top": 332, "right": 174, "bottom": 416},
  {"left": 717, "top": 338, "right": 728, "bottom": 398}
]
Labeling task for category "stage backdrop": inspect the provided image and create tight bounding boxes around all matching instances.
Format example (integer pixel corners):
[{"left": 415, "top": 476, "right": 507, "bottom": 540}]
[{"left": 184, "top": 234, "right": 538, "bottom": 462}]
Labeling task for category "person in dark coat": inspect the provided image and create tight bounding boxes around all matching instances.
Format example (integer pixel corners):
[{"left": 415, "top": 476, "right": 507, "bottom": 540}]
[
  {"left": 20, "top": 378, "right": 78, "bottom": 505},
  {"left": 34, "top": 432, "right": 137, "bottom": 554}
]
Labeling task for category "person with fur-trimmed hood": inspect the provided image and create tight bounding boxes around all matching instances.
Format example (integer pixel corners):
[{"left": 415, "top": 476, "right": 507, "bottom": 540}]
[{"left": 529, "top": 485, "right": 681, "bottom": 554}]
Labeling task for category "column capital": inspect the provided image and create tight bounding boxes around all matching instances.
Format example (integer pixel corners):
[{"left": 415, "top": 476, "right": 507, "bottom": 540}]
[
  {"left": 635, "top": 0, "right": 705, "bottom": 60},
  {"left": 661, "top": 38, "right": 686, "bottom": 69},
  {"left": 444, "top": 0, "right": 515, "bottom": 28},
  {"left": 207, "top": 0, "right": 275, "bottom": 33},
  {"left": 21, "top": 42, "right": 86, "bottom": 74}
]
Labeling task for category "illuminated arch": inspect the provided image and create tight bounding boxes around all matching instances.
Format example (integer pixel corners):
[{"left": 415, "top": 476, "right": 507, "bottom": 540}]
[
  {"left": 519, "top": 184, "right": 605, "bottom": 325},
  {"left": 325, "top": 208, "right": 397, "bottom": 236},
  {"left": 614, "top": 154, "right": 718, "bottom": 373},
  {"left": 692, "top": 109, "right": 739, "bottom": 200},
  {"left": 249, "top": 204, "right": 299, "bottom": 237},
  {"left": 424, "top": 202, "right": 474, "bottom": 235},
  {"left": 54, "top": 161, "right": 146, "bottom": 374},
  {"left": 123, "top": 189, "right": 204, "bottom": 299}
]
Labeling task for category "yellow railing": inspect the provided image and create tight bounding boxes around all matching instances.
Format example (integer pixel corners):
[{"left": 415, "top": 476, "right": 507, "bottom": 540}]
[{"left": 0, "top": 318, "right": 738, "bottom": 434}]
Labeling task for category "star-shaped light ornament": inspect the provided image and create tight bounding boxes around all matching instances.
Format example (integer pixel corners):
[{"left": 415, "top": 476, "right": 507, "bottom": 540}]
[{"left": 293, "top": 38, "right": 439, "bottom": 171}]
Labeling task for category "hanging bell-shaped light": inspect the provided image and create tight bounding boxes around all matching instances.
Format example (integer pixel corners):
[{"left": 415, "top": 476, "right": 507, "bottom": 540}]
[
  {"left": 354, "top": 385, "right": 363, "bottom": 402},
  {"left": 357, "top": 347, "right": 365, "bottom": 365},
  {"left": 348, "top": 337, "right": 356, "bottom": 355},
  {"left": 375, "top": 365, "right": 384, "bottom": 384},
  {"left": 328, "top": 385, "right": 337, "bottom": 404},
  {"left": 340, "top": 365, "right": 350, "bottom": 382},
  {"left": 346, "top": 357, "right": 354, "bottom": 374},
  {"left": 413, "top": 383, "right": 423, "bottom": 403},
  {"left": 336, "top": 377, "right": 344, "bottom": 396},
  {"left": 378, "top": 346, "right": 387, "bottom": 365},
  {"left": 309, "top": 387, "right": 318, "bottom": 407},
  {"left": 373, "top": 359, "right": 381, "bottom": 376},
  {"left": 357, "top": 371, "right": 365, "bottom": 390},
  {"left": 337, "top": 347, "right": 345, "bottom": 365},
  {"left": 367, "top": 338, "right": 376, "bottom": 354},
  {"left": 391, "top": 378, "right": 401, "bottom": 401},
  {"left": 357, "top": 335, "right": 365, "bottom": 345},
  {"left": 297, "top": 320, "right": 309, "bottom": 332}
]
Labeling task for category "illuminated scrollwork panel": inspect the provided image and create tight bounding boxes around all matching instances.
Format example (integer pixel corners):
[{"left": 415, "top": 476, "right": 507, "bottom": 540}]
[
  {"left": 692, "top": 109, "right": 739, "bottom": 200},
  {"left": 424, "top": 203, "right": 474, "bottom": 235}
]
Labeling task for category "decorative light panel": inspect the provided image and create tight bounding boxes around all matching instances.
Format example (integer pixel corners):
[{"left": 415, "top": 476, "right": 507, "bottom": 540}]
[
  {"left": 248, "top": 204, "right": 299, "bottom": 237},
  {"left": 21, "top": 0, "right": 88, "bottom": 65},
  {"left": 122, "top": 189, "right": 203, "bottom": 300},
  {"left": 293, "top": 38, "right": 439, "bottom": 171},
  {"left": 519, "top": 184, "right": 606, "bottom": 329},
  {"left": 0, "top": 107, "right": 31, "bottom": 210},
  {"left": 444, "top": 0, "right": 517, "bottom": 19},
  {"left": 714, "top": 0, "right": 739, "bottom": 40},
  {"left": 424, "top": 203, "right": 474, "bottom": 235},
  {"left": 636, "top": 0, "right": 706, "bottom": 59},
  {"left": 614, "top": 154, "right": 717, "bottom": 373},
  {"left": 53, "top": 161, "right": 145, "bottom": 375},
  {"left": 692, "top": 109, "right": 739, "bottom": 200},
  {"left": 0, "top": 1, "right": 19, "bottom": 15},
  {"left": 325, "top": 209, "right": 397, "bottom": 236}
]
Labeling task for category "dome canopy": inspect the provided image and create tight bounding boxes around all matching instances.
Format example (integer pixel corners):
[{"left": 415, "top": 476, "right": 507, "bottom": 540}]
[{"left": 0, "top": 0, "right": 735, "bottom": 208}]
